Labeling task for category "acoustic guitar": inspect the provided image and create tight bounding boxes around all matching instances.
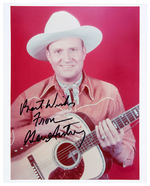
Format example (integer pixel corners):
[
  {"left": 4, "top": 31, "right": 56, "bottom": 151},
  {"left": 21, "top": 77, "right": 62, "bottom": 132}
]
[{"left": 11, "top": 105, "right": 139, "bottom": 180}]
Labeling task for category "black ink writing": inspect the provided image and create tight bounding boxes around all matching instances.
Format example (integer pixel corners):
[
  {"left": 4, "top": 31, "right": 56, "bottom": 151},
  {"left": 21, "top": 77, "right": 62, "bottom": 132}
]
[
  {"left": 24, "top": 122, "right": 85, "bottom": 148},
  {"left": 33, "top": 112, "right": 73, "bottom": 127},
  {"left": 20, "top": 99, "right": 44, "bottom": 115},
  {"left": 20, "top": 93, "right": 75, "bottom": 115}
]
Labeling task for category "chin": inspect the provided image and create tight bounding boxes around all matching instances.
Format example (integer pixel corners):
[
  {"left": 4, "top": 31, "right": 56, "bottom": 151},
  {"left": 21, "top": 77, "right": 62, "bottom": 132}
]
[
  {"left": 61, "top": 71, "right": 76, "bottom": 78},
  {"left": 56, "top": 69, "right": 81, "bottom": 82},
  {"left": 62, "top": 75, "right": 75, "bottom": 80},
  {"left": 61, "top": 74, "right": 79, "bottom": 82}
]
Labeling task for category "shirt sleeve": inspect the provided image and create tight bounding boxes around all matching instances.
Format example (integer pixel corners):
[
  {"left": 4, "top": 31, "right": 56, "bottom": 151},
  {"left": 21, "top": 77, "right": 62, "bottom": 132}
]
[
  {"left": 11, "top": 92, "right": 32, "bottom": 129},
  {"left": 11, "top": 92, "right": 33, "bottom": 153},
  {"left": 107, "top": 87, "right": 136, "bottom": 167}
]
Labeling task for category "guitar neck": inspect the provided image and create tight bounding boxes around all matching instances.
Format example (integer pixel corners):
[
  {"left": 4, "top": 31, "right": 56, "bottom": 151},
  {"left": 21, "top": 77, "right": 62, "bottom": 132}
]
[
  {"left": 111, "top": 104, "right": 139, "bottom": 130},
  {"left": 75, "top": 104, "right": 139, "bottom": 154}
]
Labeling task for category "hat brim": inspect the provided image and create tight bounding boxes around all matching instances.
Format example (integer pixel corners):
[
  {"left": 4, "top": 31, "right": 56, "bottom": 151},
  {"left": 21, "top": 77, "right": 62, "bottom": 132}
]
[{"left": 26, "top": 26, "right": 103, "bottom": 61}]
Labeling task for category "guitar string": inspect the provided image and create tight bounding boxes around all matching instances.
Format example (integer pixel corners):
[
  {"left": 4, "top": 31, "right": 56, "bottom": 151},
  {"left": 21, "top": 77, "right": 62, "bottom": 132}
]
[
  {"left": 56, "top": 139, "right": 86, "bottom": 160},
  {"left": 56, "top": 120, "right": 139, "bottom": 164},
  {"left": 56, "top": 134, "right": 96, "bottom": 161},
  {"left": 56, "top": 130, "right": 97, "bottom": 158},
  {"left": 55, "top": 129, "right": 96, "bottom": 157},
  {"left": 102, "top": 106, "right": 139, "bottom": 130},
  {"left": 115, "top": 111, "right": 137, "bottom": 124},
  {"left": 56, "top": 142, "right": 91, "bottom": 163},
  {"left": 55, "top": 138, "right": 85, "bottom": 158},
  {"left": 55, "top": 118, "right": 139, "bottom": 164},
  {"left": 56, "top": 146, "right": 80, "bottom": 162},
  {"left": 55, "top": 137, "right": 84, "bottom": 156},
  {"left": 57, "top": 144, "right": 76, "bottom": 158},
  {"left": 113, "top": 105, "right": 139, "bottom": 122},
  {"left": 56, "top": 132, "right": 99, "bottom": 162},
  {"left": 55, "top": 136, "right": 89, "bottom": 157},
  {"left": 57, "top": 106, "right": 139, "bottom": 155},
  {"left": 55, "top": 113, "right": 139, "bottom": 161},
  {"left": 54, "top": 107, "right": 139, "bottom": 164},
  {"left": 113, "top": 110, "right": 139, "bottom": 129},
  {"left": 56, "top": 136, "right": 99, "bottom": 164},
  {"left": 55, "top": 110, "right": 139, "bottom": 159},
  {"left": 55, "top": 117, "right": 139, "bottom": 164}
]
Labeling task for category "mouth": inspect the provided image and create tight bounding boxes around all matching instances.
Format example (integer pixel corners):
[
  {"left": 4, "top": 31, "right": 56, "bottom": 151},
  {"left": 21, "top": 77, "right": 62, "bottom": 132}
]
[{"left": 60, "top": 65, "right": 74, "bottom": 68}]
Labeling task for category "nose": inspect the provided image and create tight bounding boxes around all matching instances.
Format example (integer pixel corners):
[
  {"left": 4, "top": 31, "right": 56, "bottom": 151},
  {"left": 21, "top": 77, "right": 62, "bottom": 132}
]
[{"left": 62, "top": 50, "right": 72, "bottom": 62}]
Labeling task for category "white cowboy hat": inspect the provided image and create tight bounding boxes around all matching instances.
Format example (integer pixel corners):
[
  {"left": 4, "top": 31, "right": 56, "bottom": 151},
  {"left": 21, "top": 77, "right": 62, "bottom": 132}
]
[{"left": 27, "top": 11, "right": 103, "bottom": 61}]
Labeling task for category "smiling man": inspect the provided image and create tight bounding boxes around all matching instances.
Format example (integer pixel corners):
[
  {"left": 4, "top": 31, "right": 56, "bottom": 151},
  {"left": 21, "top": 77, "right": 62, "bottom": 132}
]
[
  {"left": 11, "top": 11, "right": 136, "bottom": 180},
  {"left": 46, "top": 38, "right": 86, "bottom": 83}
]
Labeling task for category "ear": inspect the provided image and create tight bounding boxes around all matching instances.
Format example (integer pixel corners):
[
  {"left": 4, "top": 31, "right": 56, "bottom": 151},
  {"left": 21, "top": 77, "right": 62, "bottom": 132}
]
[
  {"left": 82, "top": 46, "right": 87, "bottom": 60},
  {"left": 46, "top": 49, "right": 51, "bottom": 63}
]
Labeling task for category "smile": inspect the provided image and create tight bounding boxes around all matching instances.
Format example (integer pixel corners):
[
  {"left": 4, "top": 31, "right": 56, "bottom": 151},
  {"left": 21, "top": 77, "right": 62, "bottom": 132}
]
[{"left": 60, "top": 65, "right": 74, "bottom": 68}]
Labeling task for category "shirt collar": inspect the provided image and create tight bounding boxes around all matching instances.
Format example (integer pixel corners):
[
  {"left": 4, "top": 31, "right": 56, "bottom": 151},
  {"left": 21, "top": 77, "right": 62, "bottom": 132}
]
[
  {"left": 40, "top": 75, "right": 62, "bottom": 98},
  {"left": 80, "top": 72, "right": 94, "bottom": 101},
  {"left": 40, "top": 72, "right": 94, "bottom": 101}
]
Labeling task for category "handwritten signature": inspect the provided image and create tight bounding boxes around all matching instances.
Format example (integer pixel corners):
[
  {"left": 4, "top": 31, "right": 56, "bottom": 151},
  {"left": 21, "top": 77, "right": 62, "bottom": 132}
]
[
  {"left": 24, "top": 121, "right": 86, "bottom": 148},
  {"left": 20, "top": 92, "right": 85, "bottom": 147}
]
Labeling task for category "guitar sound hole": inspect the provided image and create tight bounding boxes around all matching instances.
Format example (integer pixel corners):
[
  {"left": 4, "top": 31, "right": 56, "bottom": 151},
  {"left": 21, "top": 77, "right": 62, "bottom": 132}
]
[{"left": 56, "top": 142, "right": 80, "bottom": 169}]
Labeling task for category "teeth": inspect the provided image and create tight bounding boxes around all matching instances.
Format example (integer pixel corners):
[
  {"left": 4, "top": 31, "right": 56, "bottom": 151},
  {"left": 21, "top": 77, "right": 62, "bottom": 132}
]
[{"left": 60, "top": 65, "right": 73, "bottom": 67}]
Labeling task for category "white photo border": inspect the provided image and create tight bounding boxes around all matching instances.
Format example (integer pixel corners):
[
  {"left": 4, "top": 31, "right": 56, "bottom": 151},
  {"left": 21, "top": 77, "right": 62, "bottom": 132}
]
[{"left": 1, "top": 0, "right": 149, "bottom": 186}]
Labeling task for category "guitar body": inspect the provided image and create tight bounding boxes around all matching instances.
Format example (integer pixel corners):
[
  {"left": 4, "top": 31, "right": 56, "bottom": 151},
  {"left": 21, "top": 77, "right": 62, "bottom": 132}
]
[{"left": 11, "top": 113, "right": 106, "bottom": 180}]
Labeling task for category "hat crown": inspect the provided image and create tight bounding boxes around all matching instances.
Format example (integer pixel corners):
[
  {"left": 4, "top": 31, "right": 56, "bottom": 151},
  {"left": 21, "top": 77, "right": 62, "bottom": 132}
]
[
  {"left": 44, "top": 11, "right": 80, "bottom": 33},
  {"left": 27, "top": 11, "right": 103, "bottom": 61}
]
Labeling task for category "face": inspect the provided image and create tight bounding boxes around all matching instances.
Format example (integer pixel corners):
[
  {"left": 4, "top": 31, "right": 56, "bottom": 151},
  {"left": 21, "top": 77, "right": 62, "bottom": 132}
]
[{"left": 46, "top": 37, "right": 86, "bottom": 83}]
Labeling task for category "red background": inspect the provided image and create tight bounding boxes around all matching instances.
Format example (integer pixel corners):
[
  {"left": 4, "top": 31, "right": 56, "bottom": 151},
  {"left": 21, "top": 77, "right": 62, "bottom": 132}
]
[{"left": 11, "top": 6, "right": 139, "bottom": 179}]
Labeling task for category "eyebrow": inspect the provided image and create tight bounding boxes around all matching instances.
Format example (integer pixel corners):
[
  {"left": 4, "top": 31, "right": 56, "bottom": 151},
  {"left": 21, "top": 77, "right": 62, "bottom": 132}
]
[{"left": 46, "top": 40, "right": 84, "bottom": 51}]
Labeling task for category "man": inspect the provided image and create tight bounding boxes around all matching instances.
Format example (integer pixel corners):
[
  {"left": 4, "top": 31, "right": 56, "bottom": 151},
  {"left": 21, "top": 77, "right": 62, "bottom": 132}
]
[{"left": 11, "top": 11, "right": 135, "bottom": 179}]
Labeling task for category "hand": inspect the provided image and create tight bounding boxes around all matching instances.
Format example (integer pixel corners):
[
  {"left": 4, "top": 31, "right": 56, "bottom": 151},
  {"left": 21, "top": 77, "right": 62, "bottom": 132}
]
[
  {"left": 36, "top": 110, "right": 83, "bottom": 142},
  {"left": 95, "top": 118, "right": 124, "bottom": 151}
]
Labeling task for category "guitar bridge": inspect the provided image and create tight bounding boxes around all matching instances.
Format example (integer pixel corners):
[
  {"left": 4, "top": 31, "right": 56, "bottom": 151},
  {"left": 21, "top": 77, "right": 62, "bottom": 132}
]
[{"left": 27, "top": 155, "right": 45, "bottom": 180}]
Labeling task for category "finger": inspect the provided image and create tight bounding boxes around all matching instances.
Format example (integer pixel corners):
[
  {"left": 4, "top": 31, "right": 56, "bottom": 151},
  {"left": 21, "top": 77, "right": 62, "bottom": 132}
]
[
  {"left": 105, "top": 119, "right": 123, "bottom": 144},
  {"left": 102, "top": 120, "right": 115, "bottom": 144},
  {"left": 95, "top": 124, "right": 105, "bottom": 146},
  {"left": 105, "top": 119, "right": 119, "bottom": 138},
  {"left": 97, "top": 122, "right": 110, "bottom": 147},
  {"left": 106, "top": 119, "right": 118, "bottom": 135},
  {"left": 95, "top": 125, "right": 101, "bottom": 141},
  {"left": 98, "top": 121, "right": 106, "bottom": 140},
  {"left": 119, "top": 128, "right": 124, "bottom": 138},
  {"left": 106, "top": 118, "right": 124, "bottom": 141}
]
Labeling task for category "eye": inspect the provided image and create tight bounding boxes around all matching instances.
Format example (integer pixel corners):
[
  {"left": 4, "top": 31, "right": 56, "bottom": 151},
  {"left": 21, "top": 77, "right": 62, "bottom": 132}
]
[
  {"left": 54, "top": 49, "right": 62, "bottom": 54},
  {"left": 70, "top": 48, "right": 77, "bottom": 52}
]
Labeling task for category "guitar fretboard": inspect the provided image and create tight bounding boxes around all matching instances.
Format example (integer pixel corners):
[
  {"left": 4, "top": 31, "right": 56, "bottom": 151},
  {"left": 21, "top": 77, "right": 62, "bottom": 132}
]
[
  {"left": 75, "top": 104, "right": 139, "bottom": 154},
  {"left": 112, "top": 104, "right": 139, "bottom": 130}
]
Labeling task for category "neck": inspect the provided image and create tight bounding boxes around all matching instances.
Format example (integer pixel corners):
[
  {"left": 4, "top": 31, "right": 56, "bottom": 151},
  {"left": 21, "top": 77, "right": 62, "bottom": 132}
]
[{"left": 56, "top": 72, "right": 83, "bottom": 85}]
